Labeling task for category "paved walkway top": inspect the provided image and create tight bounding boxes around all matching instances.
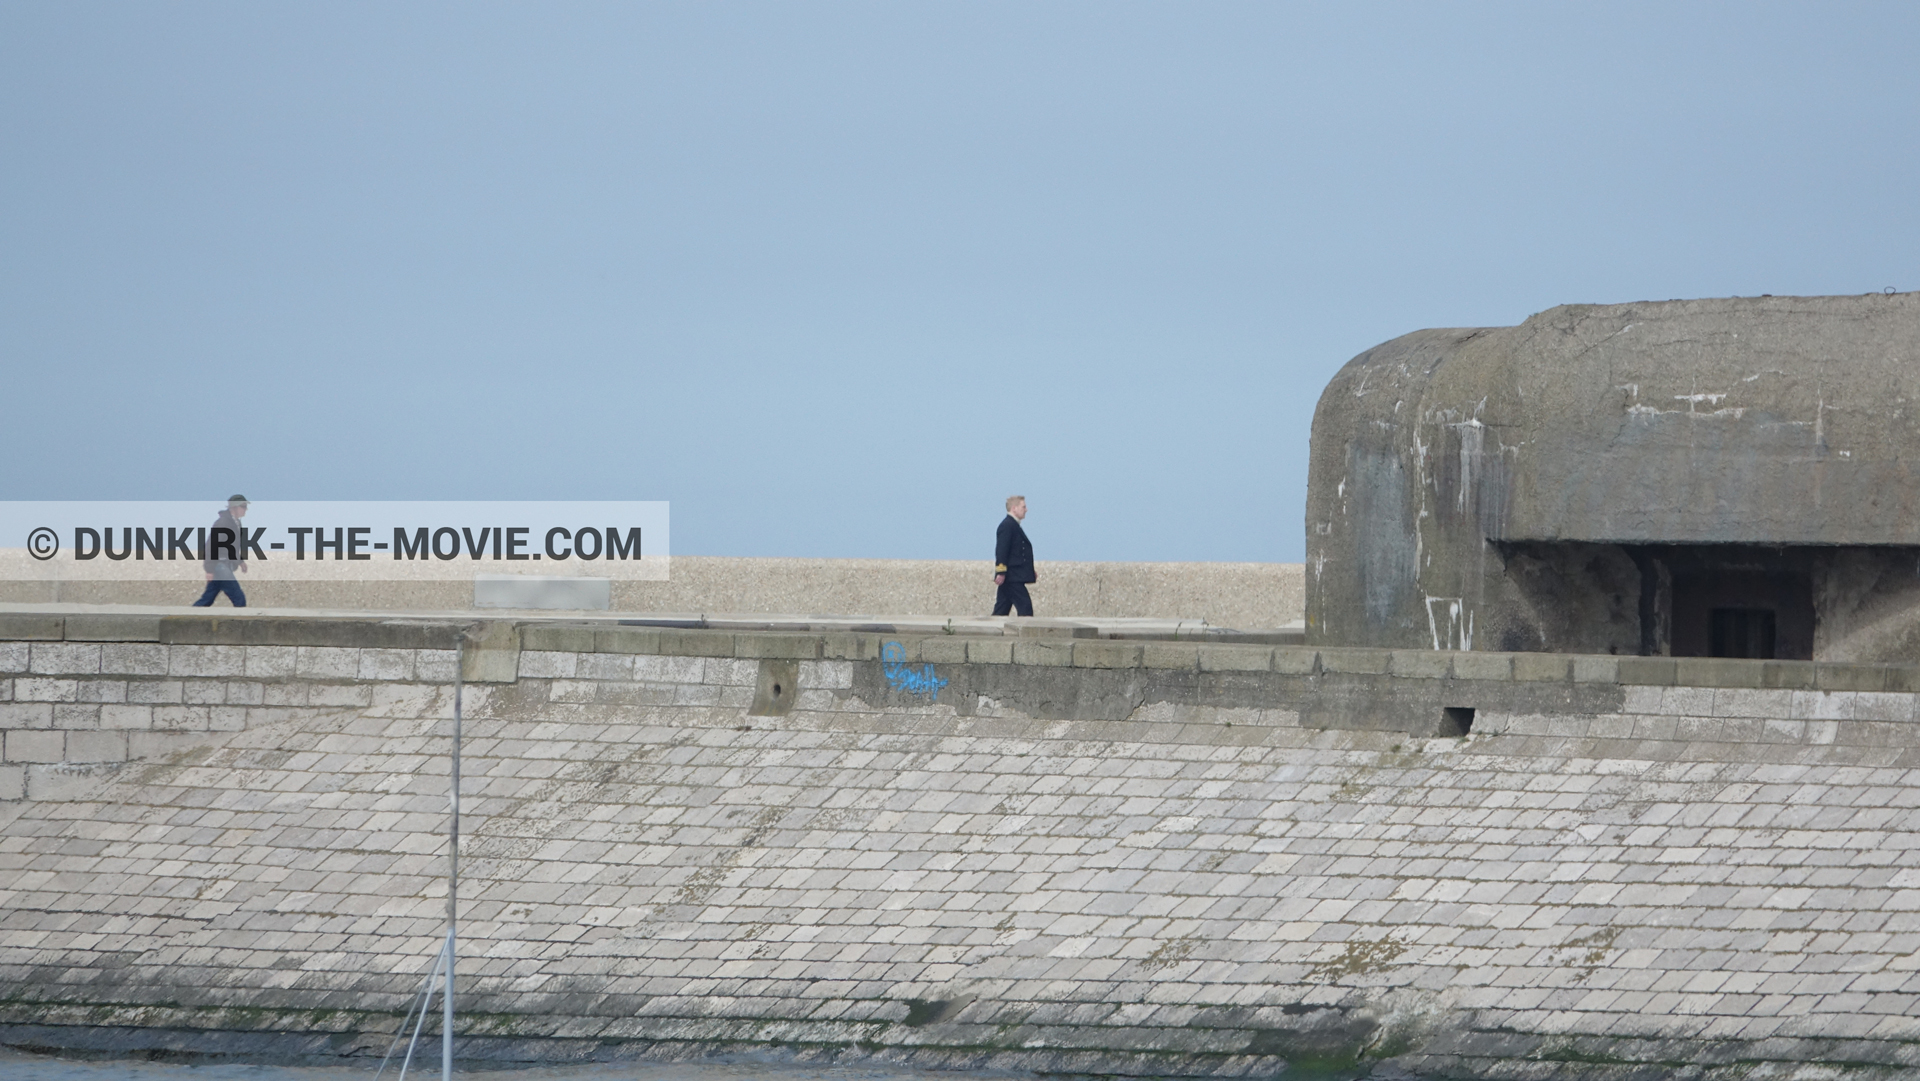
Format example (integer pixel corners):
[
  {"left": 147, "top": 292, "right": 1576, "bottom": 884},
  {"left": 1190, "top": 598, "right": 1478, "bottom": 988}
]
[{"left": 0, "top": 602, "right": 1306, "bottom": 643}]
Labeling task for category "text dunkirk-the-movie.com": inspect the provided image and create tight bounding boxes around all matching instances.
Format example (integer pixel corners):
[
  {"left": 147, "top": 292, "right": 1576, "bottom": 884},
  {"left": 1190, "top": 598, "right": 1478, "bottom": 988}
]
[{"left": 1, "top": 501, "right": 670, "bottom": 581}]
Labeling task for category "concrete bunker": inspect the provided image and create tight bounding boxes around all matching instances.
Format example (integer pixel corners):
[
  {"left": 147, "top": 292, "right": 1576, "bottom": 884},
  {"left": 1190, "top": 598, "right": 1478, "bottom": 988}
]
[{"left": 1306, "top": 292, "right": 1920, "bottom": 662}]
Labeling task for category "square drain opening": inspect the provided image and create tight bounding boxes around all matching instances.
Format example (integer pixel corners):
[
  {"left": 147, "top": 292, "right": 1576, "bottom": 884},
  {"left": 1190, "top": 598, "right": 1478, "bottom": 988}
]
[{"left": 1440, "top": 707, "right": 1475, "bottom": 736}]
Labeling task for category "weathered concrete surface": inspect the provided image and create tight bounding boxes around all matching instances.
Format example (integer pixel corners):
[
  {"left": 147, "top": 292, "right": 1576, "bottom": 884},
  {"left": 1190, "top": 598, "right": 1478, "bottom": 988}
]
[
  {"left": 11, "top": 609, "right": 1916, "bottom": 800},
  {"left": 0, "top": 558, "right": 1305, "bottom": 631},
  {"left": 1306, "top": 292, "right": 1920, "bottom": 661},
  {"left": 6, "top": 617, "right": 1920, "bottom": 1079}
]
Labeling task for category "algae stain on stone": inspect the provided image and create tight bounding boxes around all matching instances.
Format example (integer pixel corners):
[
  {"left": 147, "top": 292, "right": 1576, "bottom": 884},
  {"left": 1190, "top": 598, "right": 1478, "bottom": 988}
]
[
  {"left": 1139, "top": 934, "right": 1203, "bottom": 973},
  {"left": 1547, "top": 926, "right": 1620, "bottom": 982},
  {"left": 665, "top": 805, "right": 784, "bottom": 909},
  {"left": 1331, "top": 779, "right": 1373, "bottom": 803},
  {"left": 1306, "top": 935, "right": 1408, "bottom": 982}
]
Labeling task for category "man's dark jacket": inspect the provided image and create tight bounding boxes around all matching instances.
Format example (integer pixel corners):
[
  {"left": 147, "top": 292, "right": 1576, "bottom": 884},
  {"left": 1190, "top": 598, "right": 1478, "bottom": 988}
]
[
  {"left": 995, "top": 515, "right": 1035, "bottom": 584},
  {"left": 203, "top": 509, "right": 243, "bottom": 580}
]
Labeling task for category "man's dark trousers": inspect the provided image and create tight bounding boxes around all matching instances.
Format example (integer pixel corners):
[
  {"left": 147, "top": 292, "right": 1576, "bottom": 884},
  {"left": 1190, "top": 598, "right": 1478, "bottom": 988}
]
[
  {"left": 193, "top": 579, "right": 246, "bottom": 607},
  {"left": 993, "top": 511, "right": 1036, "bottom": 616},
  {"left": 993, "top": 580, "right": 1033, "bottom": 617}
]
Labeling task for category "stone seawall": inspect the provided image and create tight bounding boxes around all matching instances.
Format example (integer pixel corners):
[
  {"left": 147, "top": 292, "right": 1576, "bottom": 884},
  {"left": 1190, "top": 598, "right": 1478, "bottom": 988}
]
[{"left": 4, "top": 614, "right": 1920, "bottom": 1079}]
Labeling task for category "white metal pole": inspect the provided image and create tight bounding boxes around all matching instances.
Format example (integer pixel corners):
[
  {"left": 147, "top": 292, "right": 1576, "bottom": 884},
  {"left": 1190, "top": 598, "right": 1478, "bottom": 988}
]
[{"left": 444, "top": 640, "right": 463, "bottom": 1081}]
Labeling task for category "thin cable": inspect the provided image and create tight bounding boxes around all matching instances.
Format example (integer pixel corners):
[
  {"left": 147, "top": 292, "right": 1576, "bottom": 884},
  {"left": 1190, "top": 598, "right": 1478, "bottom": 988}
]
[
  {"left": 373, "top": 955, "right": 442, "bottom": 1081},
  {"left": 396, "top": 939, "right": 449, "bottom": 1081}
]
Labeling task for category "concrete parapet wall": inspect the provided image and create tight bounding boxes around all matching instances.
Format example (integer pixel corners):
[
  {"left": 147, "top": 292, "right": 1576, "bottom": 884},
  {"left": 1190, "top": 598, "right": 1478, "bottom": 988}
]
[
  {"left": 0, "top": 557, "right": 1305, "bottom": 629},
  {"left": 6, "top": 611, "right": 1920, "bottom": 800},
  {"left": 4, "top": 614, "right": 1920, "bottom": 1078}
]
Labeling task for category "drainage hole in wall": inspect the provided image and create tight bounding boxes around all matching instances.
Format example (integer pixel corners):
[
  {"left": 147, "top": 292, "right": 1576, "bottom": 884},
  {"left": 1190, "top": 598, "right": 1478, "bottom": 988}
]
[
  {"left": 772, "top": 683, "right": 783, "bottom": 696},
  {"left": 1441, "top": 707, "right": 1475, "bottom": 736}
]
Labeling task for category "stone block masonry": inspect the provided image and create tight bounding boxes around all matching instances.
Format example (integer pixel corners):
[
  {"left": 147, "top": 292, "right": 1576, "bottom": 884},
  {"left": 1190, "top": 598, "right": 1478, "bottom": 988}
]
[{"left": 3, "top": 612, "right": 1920, "bottom": 1079}]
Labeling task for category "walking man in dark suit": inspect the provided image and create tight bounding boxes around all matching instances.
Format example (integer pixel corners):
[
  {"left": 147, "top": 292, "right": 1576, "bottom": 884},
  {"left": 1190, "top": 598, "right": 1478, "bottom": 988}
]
[{"left": 992, "top": 495, "right": 1036, "bottom": 617}]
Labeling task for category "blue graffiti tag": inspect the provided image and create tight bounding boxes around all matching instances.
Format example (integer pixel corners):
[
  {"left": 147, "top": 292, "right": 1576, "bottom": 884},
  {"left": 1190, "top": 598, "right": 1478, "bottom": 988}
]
[{"left": 881, "top": 640, "right": 948, "bottom": 700}]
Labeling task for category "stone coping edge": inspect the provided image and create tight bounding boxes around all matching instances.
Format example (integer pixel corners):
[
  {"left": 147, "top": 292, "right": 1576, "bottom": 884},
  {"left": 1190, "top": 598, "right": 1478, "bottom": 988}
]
[{"left": 0, "top": 613, "right": 1914, "bottom": 692}]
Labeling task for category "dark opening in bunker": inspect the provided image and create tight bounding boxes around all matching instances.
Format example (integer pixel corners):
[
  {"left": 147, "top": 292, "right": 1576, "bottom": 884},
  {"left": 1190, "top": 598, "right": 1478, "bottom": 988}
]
[
  {"left": 1709, "top": 608, "right": 1776, "bottom": 659},
  {"left": 1439, "top": 707, "right": 1475, "bottom": 736},
  {"left": 1496, "top": 541, "right": 1826, "bottom": 659},
  {"left": 1659, "top": 548, "right": 1813, "bottom": 661}
]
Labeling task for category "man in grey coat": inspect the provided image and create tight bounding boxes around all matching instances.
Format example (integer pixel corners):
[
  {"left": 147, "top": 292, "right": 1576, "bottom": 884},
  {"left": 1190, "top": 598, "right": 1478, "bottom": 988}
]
[{"left": 193, "top": 495, "right": 250, "bottom": 607}]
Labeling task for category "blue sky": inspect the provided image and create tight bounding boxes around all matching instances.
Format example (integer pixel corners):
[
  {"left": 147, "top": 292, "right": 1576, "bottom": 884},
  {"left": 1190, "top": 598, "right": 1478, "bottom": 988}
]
[{"left": 4, "top": 2, "right": 1917, "bottom": 562}]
